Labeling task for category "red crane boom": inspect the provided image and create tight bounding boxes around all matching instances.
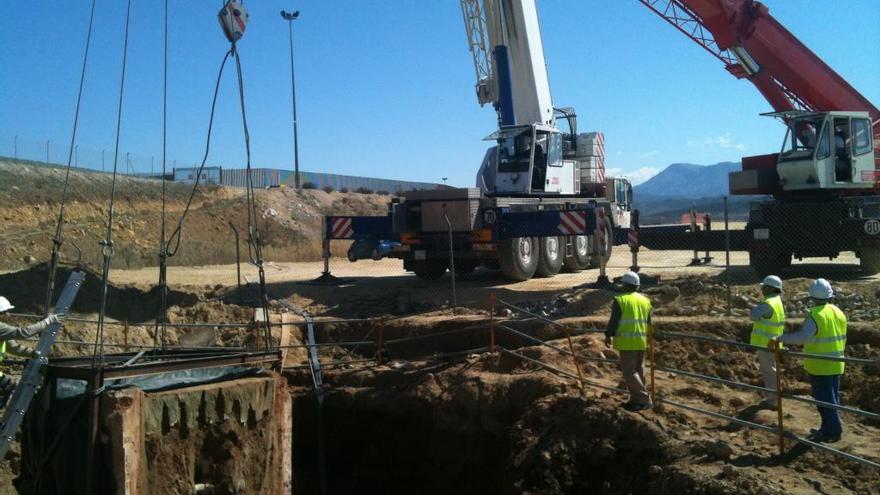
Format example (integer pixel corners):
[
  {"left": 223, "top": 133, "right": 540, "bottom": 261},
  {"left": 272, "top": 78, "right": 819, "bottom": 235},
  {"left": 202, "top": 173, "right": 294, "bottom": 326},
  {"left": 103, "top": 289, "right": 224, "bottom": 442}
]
[{"left": 639, "top": 0, "right": 880, "bottom": 169}]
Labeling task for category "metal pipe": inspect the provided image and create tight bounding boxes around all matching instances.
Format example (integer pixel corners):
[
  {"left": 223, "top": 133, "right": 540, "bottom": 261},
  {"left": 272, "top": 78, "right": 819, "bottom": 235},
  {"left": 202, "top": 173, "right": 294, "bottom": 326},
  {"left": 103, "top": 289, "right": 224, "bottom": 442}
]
[
  {"left": 443, "top": 210, "right": 457, "bottom": 314},
  {"left": 500, "top": 348, "right": 626, "bottom": 394},
  {"left": 498, "top": 299, "right": 568, "bottom": 329},
  {"left": 773, "top": 341, "right": 785, "bottom": 455},
  {"left": 659, "top": 398, "right": 777, "bottom": 433},
  {"left": 724, "top": 196, "right": 731, "bottom": 316},
  {"left": 783, "top": 394, "right": 880, "bottom": 420},
  {"left": 782, "top": 350, "right": 876, "bottom": 365},
  {"left": 656, "top": 330, "right": 764, "bottom": 351},
  {"left": 281, "top": 10, "right": 302, "bottom": 189},
  {"left": 383, "top": 322, "right": 488, "bottom": 345},
  {"left": 658, "top": 366, "right": 776, "bottom": 395},
  {"left": 229, "top": 221, "right": 242, "bottom": 289},
  {"left": 786, "top": 432, "right": 880, "bottom": 470}
]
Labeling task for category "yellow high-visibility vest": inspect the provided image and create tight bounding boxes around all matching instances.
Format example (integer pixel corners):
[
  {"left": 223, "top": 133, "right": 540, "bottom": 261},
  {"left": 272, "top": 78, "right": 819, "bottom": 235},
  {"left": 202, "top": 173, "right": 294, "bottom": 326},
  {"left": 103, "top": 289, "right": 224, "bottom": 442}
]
[
  {"left": 750, "top": 295, "right": 785, "bottom": 348},
  {"left": 804, "top": 303, "right": 847, "bottom": 375},
  {"left": 613, "top": 292, "right": 652, "bottom": 351}
]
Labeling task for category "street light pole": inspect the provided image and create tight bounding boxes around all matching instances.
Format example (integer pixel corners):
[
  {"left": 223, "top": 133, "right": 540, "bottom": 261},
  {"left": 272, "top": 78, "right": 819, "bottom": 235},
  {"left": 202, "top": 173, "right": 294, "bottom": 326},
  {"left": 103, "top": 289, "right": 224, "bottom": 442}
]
[{"left": 280, "top": 9, "right": 301, "bottom": 190}]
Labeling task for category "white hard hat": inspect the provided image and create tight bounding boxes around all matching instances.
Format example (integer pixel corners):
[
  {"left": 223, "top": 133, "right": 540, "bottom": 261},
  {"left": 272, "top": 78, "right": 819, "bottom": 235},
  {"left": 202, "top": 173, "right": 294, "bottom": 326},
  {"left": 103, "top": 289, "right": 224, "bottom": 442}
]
[
  {"left": 808, "top": 278, "right": 834, "bottom": 300},
  {"left": 0, "top": 297, "right": 14, "bottom": 313},
  {"left": 621, "top": 271, "right": 640, "bottom": 287},
  {"left": 762, "top": 275, "right": 783, "bottom": 290}
]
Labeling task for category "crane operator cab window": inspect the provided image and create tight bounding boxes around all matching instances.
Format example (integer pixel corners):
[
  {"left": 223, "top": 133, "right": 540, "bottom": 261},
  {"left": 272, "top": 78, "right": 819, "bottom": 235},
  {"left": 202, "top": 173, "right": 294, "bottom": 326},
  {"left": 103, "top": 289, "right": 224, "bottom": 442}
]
[
  {"left": 497, "top": 127, "right": 562, "bottom": 192},
  {"left": 781, "top": 117, "right": 823, "bottom": 160},
  {"left": 498, "top": 133, "right": 534, "bottom": 174}
]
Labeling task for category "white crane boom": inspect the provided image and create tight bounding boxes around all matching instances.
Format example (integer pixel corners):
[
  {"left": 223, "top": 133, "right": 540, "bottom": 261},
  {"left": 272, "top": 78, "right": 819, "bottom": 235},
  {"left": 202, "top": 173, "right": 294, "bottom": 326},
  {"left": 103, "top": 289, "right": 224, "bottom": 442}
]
[{"left": 460, "top": 0, "right": 554, "bottom": 127}]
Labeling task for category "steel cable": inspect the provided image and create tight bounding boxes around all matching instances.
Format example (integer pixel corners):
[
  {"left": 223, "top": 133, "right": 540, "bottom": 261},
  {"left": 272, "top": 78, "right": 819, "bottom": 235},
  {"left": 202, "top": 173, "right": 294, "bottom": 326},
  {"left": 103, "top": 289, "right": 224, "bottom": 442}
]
[
  {"left": 155, "top": 0, "right": 170, "bottom": 354},
  {"left": 92, "top": 0, "right": 133, "bottom": 369},
  {"left": 43, "top": 0, "right": 97, "bottom": 315}
]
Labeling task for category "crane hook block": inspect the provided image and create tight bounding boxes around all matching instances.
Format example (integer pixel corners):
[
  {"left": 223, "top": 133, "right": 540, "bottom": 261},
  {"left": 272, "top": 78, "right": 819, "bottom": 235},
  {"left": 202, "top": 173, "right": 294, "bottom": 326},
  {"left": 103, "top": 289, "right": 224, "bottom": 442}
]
[{"left": 219, "top": 0, "right": 249, "bottom": 43}]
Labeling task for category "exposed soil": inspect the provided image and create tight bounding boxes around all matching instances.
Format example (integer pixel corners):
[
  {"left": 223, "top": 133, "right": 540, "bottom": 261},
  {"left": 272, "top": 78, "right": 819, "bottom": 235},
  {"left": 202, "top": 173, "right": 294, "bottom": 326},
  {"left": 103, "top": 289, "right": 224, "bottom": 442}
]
[
  {"left": 284, "top": 333, "right": 880, "bottom": 495},
  {"left": 0, "top": 160, "right": 389, "bottom": 272}
]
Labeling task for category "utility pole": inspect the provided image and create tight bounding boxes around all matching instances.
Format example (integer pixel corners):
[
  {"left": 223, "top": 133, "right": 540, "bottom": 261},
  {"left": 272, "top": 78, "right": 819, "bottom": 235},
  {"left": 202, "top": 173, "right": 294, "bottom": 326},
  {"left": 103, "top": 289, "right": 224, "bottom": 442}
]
[
  {"left": 102, "top": 149, "right": 105, "bottom": 172},
  {"left": 280, "top": 9, "right": 302, "bottom": 189},
  {"left": 13, "top": 136, "right": 17, "bottom": 161},
  {"left": 46, "top": 140, "right": 50, "bottom": 164}
]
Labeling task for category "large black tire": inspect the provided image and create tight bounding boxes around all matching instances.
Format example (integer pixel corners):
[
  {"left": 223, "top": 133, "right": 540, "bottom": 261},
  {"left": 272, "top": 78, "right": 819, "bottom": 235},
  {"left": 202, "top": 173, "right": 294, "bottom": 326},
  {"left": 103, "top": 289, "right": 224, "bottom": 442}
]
[
  {"left": 536, "top": 236, "right": 564, "bottom": 277},
  {"left": 590, "top": 215, "right": 614, "bottom": 267},
  {"left": 860, "top": 247, "right": 880, "bottom": 275},
  {"left": 499, "top": 237, "right": 539, "bottom": 281},
  {"left": 413, "top": 260, "right": 448, "bottom": 280},
  {"left": 562, "top": 235, "right": 591, "bottom": 272}
]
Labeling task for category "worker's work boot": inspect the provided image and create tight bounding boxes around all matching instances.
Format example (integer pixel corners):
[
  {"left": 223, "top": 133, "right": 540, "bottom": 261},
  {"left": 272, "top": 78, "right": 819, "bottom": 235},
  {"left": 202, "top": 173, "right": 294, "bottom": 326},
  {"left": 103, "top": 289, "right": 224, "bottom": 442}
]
[{"left": 808, "top": 428, "right": 841, "bottom": 444}]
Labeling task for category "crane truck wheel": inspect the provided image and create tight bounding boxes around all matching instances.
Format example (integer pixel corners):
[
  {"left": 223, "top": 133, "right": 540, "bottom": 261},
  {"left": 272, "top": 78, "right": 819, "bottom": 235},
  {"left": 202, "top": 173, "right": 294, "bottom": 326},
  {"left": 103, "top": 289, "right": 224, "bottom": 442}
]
[
  {"left": 536, "top": 236, "right": 564, "bottom": 277},
  {"left": 562, "top": 235, "right": 591, "bottom": 272},
  {"left": 589, "top": 215, "right": 614, "bottom": 267},
  {"left": 499, "top": 237, "right": 539, "bottom": 281},
  {"left": 412, "top": 260, "right": 448, "bottom": 280},
  {"left": 859, "top": 248, "right": 880, "bottom": 275}
]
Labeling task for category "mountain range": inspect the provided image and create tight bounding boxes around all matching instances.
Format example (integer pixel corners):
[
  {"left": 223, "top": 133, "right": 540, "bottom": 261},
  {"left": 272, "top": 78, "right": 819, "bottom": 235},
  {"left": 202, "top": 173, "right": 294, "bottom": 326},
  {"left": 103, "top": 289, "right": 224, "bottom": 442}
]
[
  {"left": 633, "top": 161, "right": 741, "bottom": 199},
  {"left": 630, "top": 161, "right": 763, "bottom": 223}
]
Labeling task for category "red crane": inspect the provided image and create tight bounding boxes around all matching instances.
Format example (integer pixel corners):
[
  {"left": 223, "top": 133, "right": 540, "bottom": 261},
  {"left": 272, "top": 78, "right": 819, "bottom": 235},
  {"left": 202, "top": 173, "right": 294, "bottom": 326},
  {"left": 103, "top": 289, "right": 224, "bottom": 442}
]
[{"left": 639, "top": 0, "right": 880, "bottom": 173}]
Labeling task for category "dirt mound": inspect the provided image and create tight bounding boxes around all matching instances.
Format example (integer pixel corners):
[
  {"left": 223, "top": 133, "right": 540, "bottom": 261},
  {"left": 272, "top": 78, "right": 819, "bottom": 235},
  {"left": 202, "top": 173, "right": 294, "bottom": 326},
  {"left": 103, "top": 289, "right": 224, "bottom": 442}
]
[
  {"left": 511, "top": 274, "right": 880, "bottom": 322},
  {"left": 0, "top": 160, "right": 389, "bottom": 272},
  {"left": 0, "top": 263, "right": 199, "bottom": 322}
]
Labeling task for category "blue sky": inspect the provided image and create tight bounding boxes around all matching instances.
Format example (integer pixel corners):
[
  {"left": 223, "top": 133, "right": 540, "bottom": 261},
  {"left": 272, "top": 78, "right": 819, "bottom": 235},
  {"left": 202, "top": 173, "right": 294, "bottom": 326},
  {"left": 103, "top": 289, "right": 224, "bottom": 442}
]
[{"left": 1, "top": 1, "right": 878, "bottom": 186}]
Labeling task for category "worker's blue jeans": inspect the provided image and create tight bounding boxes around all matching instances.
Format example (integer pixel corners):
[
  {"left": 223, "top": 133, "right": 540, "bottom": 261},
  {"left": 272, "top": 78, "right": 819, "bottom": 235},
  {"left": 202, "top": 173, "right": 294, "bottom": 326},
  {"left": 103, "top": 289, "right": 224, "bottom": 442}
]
[{"left": 809, "top": 374, "right": 843, "bottom": 437}]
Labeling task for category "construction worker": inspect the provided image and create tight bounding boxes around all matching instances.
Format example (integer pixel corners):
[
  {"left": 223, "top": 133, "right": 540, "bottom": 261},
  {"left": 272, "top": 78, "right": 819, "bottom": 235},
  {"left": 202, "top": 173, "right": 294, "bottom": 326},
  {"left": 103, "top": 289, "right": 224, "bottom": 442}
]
[
  {"left": 770, "top": 279, "right": 847, "bottom": 443},
  {"left": 604, "top": 271, "right": 653, "bottom": 411},
  {"left": 748, "top": 275, "right": 786, "bottom": 409},
  {"left": 0, "top": 297, "right": 63, "bottom": 406}
]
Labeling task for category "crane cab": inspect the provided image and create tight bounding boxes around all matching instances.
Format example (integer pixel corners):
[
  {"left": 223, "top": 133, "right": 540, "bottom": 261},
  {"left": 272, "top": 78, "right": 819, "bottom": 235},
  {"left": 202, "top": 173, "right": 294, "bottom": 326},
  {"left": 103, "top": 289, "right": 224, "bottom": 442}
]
[
  {"left": 773, "top": 110, "right": 876, "bottom": 191},
  {"left": 481, "top": 123, "right": 574, "bottom": 196}
]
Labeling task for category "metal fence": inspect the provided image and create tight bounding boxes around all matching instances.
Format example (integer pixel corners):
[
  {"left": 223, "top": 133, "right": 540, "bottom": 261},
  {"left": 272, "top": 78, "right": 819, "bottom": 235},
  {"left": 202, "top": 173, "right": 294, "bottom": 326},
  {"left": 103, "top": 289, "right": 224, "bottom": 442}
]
[{"left": 0, "top": 133, "right": 444, "bottom": 192}]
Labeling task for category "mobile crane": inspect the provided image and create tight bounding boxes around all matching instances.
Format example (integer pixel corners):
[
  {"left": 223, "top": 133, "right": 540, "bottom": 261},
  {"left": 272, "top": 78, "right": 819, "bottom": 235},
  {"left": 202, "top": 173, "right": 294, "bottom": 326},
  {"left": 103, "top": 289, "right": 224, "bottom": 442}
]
[
  {"left": 325, "top": 0, "right": 633, "bottom": 281},
  {"left": 638, "top": 0, "right": 880, "bottom": 275}
]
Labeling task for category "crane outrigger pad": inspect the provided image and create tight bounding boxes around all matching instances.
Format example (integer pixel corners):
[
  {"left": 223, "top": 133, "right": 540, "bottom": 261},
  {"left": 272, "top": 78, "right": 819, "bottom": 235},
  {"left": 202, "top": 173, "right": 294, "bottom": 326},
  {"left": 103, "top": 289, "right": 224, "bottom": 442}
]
[{"left": 0, "top": 270, "right": 85, "bottom": 460}]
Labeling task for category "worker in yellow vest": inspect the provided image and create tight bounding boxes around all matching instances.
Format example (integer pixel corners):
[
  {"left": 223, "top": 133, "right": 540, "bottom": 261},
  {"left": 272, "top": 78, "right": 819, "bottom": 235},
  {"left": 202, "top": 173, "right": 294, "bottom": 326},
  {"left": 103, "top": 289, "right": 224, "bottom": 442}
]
[
  {"left": 748, "top": 275, "right": 786, "bottom": 409},
  {"left": 604, "top": 271, "right": 653, "bottom": 411},
  {"left": 770, "top": 279, "right": 847, "bottom": 443},
  {"left": 0, "top": 297, "right": 63, "bottom": 407}
]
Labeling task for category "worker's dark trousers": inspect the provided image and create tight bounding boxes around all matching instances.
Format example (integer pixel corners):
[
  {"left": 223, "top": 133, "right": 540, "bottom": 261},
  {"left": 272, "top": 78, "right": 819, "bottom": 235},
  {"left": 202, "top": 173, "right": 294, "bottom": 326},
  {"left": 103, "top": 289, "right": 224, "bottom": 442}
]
[{"left": 810, "top": 374, "right": 843, "bottom": 437}]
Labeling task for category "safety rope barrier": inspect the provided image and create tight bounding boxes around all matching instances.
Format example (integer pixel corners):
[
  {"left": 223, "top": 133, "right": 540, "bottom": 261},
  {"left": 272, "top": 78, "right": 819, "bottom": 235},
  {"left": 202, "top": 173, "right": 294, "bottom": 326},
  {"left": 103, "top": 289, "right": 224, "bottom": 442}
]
[{"left": 496, "top": 297, "right": 880, "bottom": 470}]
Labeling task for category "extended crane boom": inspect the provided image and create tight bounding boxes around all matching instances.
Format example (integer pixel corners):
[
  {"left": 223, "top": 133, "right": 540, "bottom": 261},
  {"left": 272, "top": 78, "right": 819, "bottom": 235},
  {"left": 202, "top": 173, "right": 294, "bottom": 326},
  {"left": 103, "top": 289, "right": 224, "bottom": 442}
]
[{"left": 641, "top": 0, "right": 879, "bottom": 121}]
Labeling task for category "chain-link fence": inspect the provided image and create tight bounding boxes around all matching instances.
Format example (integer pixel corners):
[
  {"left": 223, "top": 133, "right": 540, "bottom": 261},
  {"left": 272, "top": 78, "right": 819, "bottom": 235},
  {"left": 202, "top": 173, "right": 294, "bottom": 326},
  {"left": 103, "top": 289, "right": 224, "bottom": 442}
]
[{"left": 0, "top": 133, "right": 198, "bottom": 177}]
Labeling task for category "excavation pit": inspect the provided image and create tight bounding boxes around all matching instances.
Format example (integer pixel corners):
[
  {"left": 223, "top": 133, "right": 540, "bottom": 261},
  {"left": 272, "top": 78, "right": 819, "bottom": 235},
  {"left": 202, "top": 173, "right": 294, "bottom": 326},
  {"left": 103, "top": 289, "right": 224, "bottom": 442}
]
[{"left": 284, "top": 316, "right": 880, "bottom": 495}]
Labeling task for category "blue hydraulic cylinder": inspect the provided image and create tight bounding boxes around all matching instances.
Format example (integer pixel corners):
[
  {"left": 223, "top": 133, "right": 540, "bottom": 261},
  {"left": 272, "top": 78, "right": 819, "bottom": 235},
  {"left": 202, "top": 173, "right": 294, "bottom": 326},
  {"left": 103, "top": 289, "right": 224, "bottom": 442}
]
[{"left": 493, "top": 45, "right": 516, "bottom": 126}]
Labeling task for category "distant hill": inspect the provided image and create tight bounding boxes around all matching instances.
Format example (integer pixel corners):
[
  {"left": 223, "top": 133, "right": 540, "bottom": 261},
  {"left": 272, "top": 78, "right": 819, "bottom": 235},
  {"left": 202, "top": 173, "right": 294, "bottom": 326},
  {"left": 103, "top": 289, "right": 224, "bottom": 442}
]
[
  {"left": 634, "top": 162, "right": 741, "bottom": 199},
  {"left": 631, "top": 161, "right": 766, "bottom": 223}
]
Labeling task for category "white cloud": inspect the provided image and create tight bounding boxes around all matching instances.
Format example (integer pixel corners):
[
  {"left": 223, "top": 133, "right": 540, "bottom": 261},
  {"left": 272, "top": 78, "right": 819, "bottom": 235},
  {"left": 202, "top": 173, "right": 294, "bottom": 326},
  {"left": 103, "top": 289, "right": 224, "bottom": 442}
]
[
  {"left": 607, "top": 166, "right": 660, "bottom": 185},
  {"left": 701, "top": 132, "right": 747, "bottom": 151}
]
